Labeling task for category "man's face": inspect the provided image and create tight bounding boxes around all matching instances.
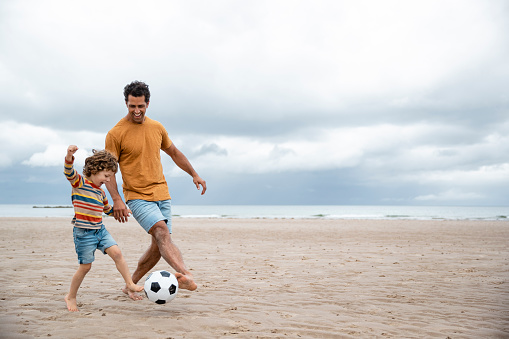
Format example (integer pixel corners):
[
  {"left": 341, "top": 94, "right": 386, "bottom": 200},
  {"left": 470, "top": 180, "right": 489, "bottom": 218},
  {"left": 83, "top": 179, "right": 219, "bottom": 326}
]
[{"left": 126, "top": 95, "right": 149, "bottom": 124}]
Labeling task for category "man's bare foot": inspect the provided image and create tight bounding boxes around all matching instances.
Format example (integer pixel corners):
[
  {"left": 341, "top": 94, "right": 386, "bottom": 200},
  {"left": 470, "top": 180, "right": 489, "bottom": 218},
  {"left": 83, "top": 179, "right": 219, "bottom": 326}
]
[
  {"left": 174, "top": 272, "right": 197, "bottom": 291},
  {"left": 65, "top": 294, "right": 79, "bottom": 312},
  {"left": 122, "top": 285, "right": 144, "bottom": 301}
]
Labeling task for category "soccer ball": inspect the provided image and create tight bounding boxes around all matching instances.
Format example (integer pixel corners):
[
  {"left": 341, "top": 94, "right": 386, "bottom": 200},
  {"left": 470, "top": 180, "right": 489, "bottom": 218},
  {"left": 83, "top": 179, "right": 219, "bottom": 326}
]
[{"left": 144, "top": 270, "right": 179, "bottom": 304}]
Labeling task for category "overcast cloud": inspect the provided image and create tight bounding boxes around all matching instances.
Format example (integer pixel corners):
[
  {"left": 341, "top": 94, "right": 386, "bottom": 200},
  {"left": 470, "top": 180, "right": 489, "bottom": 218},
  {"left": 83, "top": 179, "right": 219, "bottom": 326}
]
[{"left": 1, "top": 0, "right": 508, "bottom": 206}]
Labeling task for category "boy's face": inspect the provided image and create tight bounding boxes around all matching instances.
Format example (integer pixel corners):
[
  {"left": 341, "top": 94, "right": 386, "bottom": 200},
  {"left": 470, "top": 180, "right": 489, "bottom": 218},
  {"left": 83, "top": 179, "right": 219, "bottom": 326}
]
[
  {"left": 126, "top": 95, "right": 149, "bottom": 124},
  {"left": 89, "top": 170, "right": 114, "bottom": 187}
]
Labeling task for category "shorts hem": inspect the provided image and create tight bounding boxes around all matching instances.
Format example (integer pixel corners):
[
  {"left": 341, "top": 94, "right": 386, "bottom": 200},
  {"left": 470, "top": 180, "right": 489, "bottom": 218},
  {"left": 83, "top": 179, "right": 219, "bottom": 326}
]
[{"left": 127, "top": 199, "right": 172, "bottom": 234}]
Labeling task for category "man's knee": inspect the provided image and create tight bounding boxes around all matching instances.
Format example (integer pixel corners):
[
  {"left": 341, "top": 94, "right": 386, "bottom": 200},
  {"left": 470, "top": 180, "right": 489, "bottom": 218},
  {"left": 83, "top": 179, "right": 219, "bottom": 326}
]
[{"left": 149, "top": 221, "right": 170, "bottom": 238}]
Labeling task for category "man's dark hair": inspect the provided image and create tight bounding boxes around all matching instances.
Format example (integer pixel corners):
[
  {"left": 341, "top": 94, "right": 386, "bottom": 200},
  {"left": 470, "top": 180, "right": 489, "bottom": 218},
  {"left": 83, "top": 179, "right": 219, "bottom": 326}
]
[{"left": 124, "top": 81, "right": 150, "bottom": 103}]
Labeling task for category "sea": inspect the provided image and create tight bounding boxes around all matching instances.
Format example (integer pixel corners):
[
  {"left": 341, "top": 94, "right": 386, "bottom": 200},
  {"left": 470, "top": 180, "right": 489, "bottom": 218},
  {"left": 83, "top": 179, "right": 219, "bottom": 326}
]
[{"left": 0, "top": 204, "right": 507, "bottom": 221}]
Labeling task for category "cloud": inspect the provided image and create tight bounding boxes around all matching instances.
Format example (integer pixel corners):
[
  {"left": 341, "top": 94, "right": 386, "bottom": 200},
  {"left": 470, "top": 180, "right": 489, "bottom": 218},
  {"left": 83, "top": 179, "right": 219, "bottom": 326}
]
[
  {"left": 410, "top": 164, "right": 509, "bottom": 187},
  {"left": 0, "top": 121, "right": 106, "bottom": 168},
  {"left": 415, "top": 189, "right": 485, "bottom": 202},
  {"left": 1, "top": 1, "right": 508, "bottom": 206},
  {"left": 2, "top": 1, "right": 508, "bottom": 133},
  {"left": 176, "top": 121, "right": 508, "bottom": 177},
  {"left": 22, "top": 144, "right": 90, "bottom": 167},
  {"left": 193, "top": 143, "right": 228, "bottom": 157}
]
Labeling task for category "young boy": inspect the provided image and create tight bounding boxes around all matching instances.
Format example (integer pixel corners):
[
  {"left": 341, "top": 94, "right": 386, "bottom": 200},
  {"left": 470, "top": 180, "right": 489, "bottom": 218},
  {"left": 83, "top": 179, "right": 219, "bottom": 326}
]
[{"left": 64, "top": 145, "right": 144, "bottom": 312}]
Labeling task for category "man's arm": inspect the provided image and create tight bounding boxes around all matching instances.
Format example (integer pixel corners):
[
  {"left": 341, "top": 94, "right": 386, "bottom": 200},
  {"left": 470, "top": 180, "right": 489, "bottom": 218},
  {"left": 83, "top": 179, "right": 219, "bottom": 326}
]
[
  {"left": 105, "top": 132, "right": 131, "bottom": 222},
  {"left": 105, "top": 173, "right": 130, "bottom": 223},
  {"left": 162, "top": 144, "right": 207, "bottom": 195}
]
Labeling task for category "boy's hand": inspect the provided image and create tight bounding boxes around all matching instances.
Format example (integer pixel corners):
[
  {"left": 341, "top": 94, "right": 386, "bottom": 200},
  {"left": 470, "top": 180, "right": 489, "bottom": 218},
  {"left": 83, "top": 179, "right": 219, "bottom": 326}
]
[
  {"left": 67, "top": 145, "right": 78, "bottom": 155},
  {"left": 66, "top": 145, "right": 78, "bottom": 162}
]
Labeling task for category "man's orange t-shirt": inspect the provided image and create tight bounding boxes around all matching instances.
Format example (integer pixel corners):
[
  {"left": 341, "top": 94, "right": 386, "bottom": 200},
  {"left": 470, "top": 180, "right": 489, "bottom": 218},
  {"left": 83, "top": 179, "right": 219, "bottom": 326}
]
[{"left": 105, "top": 117, "right": 172, "bottom": 202}]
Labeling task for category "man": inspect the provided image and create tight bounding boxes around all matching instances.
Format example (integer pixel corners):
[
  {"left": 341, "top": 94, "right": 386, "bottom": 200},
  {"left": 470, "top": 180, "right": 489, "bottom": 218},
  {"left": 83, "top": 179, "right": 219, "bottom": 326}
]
[{"left": 105, "top": 81, "right": 206, "bottom": 298}]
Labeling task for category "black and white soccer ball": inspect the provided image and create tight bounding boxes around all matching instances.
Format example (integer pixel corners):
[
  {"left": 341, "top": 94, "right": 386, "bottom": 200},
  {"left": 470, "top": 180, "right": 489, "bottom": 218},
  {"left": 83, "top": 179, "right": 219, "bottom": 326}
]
[{"left": 144, "top": 270, "right": 179, "bottom": 304}]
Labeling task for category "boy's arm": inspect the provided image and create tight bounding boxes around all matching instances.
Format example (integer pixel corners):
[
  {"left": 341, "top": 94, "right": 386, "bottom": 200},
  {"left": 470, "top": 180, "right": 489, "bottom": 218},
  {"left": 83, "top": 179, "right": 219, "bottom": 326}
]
[
  {"left": 104, "top": 173, "right": 130, "bottom": 223},
  {"left": 64, "top": 145, "right": 82, "bottom": 188},
  {"left": 65, "top": 145, "right": 78, "bottom": 163},
  {"left": 104, "top": 204, "right": 114, "bottom": 216},
  {"left": 102, "top": 194, "right": 114, "bottom": 216}
]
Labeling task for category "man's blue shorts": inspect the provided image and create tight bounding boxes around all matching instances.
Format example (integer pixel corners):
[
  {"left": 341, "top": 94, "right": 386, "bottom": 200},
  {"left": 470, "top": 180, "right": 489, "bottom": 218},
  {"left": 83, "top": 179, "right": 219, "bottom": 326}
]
[
  {"left": 73, "top": 225, "right": 117, "bottom": 265},
  {"left": 127, "top": 199, "right": 172, "bottom": 234}
]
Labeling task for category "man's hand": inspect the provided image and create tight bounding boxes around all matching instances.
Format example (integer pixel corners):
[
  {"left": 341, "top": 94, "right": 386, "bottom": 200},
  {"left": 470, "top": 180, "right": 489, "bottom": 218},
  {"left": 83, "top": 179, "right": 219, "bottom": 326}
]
[
  {"left": 163, "top": 144, "right": 207, "bottom": 195},
  {"left": 193, "top": 176, "right": 207, "bottom": 195},
  {"left": 112, "top": 199, "right": 131, "bottom": 223}
]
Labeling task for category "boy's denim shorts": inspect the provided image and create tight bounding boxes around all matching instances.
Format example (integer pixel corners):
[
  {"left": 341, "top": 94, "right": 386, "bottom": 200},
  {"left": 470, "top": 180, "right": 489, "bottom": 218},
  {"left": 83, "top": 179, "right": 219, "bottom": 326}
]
[
  {"left": 73, "top": 225, "right": 117, "bottom": 265},
  {"left": 127, "top": 199, "right": 172, "bottom": 234}
]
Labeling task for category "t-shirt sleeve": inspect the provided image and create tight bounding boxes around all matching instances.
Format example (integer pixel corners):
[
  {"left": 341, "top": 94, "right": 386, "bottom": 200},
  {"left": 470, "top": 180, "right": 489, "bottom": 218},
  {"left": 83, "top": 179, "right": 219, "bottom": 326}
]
[
  {"left": 105, "top": 132, "right": 121, "bottom": 160},
  {"left": 161, "top": 126, "right": 172, "bottom": 150}
]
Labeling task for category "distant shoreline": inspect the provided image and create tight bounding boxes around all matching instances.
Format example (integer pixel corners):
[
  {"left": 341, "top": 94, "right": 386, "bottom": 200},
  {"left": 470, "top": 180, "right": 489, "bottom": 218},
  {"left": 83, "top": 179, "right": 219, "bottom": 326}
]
[
  {"left": 0, "top": 204, "right": 504, "bottom": 220},
  {"left": 32, "top": 205, "right": 73, "bottom": 208}
]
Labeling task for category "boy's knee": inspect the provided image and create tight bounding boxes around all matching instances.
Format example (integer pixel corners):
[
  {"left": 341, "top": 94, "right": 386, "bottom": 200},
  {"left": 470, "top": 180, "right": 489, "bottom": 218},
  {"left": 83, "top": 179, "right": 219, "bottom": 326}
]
[
  {"left": 106, "top": 245, "right": 122, "bottom": 259},
  {"left": 80, "top": 263, "right": 92, "bottom": 272}
]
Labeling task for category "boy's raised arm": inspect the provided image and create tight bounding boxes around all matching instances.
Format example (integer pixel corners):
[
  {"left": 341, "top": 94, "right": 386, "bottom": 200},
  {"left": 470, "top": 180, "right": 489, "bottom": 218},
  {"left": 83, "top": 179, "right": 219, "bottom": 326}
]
[
  {"left": 64, "top": 145, "right": 82, "bottom": 188},
  {"left": 66, "top": 145, "right": 78, "bottom": 162}
]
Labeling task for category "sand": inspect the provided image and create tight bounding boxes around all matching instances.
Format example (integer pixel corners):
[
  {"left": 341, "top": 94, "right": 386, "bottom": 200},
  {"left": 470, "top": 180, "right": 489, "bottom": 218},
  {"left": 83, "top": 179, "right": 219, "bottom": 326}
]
[{"left": 0, "top": 217, "right": 508, "bottom": 338}]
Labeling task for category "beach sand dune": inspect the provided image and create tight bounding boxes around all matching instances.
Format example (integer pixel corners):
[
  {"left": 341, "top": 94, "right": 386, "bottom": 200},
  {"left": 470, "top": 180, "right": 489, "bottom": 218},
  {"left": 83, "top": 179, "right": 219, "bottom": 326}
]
[{"left": 0, "top": 217, "right": 508, "bottom": 338}]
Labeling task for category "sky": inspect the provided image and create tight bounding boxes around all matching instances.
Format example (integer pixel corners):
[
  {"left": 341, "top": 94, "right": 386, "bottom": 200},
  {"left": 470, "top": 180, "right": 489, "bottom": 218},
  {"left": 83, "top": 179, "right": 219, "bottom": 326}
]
[{"left": 0, "top": 0, "right": 508, "bottom": 206}]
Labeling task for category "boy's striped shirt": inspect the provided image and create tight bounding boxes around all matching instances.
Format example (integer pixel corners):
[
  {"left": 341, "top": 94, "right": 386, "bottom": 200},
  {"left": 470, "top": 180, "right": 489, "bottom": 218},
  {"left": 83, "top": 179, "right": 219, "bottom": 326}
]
[{"left": 64, "top": 158, "right": 113, "bottom": 229}]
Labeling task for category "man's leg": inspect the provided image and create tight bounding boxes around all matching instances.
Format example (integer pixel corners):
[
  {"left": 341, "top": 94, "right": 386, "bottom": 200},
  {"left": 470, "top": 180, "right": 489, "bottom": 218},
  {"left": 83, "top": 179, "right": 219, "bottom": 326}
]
[
  {"left": 132, "top": 236, "right": 161, "bottom": 283},
  {"left": 149, "top": 221, "right": 197, "bottom": 291},
  {"left": 122, "top": 237, "right": 161, "bottom": 300}
]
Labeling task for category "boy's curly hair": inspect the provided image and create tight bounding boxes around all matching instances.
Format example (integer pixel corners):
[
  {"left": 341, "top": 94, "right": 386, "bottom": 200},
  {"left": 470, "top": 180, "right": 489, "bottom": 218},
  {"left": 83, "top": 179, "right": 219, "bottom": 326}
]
[
  {"left": 124, "top": 80, "right": 150, "bottom": 103},
  {"left": 83, "top": 149, "right": 118, "bottom": 177}
]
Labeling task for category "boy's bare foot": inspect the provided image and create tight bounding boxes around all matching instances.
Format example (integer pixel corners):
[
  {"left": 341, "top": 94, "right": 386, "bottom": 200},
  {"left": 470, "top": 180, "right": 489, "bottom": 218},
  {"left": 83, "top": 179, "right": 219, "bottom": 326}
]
[
  {"left": 65, "top": 294, "right": 79, "bottom": 312},
  {"left": 122, "top": 286, "right": 144, "bottom": 301},
  {"left": 128, "top": 283, "right": 144, "bottom": 293},
  {"left": 174, "top": 272, "right": 197, "bottom": 291}
]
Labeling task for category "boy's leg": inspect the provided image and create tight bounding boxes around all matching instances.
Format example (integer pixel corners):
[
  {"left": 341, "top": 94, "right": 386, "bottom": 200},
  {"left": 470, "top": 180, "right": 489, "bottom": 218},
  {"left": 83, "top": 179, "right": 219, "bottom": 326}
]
[
  {"left": 65, "top": 263, "right": 91, "bottom": 312},
  {"left": 68, "top": 227, "right": 97, "bottom": 312},
  {"left": 105, "top": 245, "right": 144, "bottom": 294},
  {"left": 95, "top": 226, "right": 143, "bottom": 299}
]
